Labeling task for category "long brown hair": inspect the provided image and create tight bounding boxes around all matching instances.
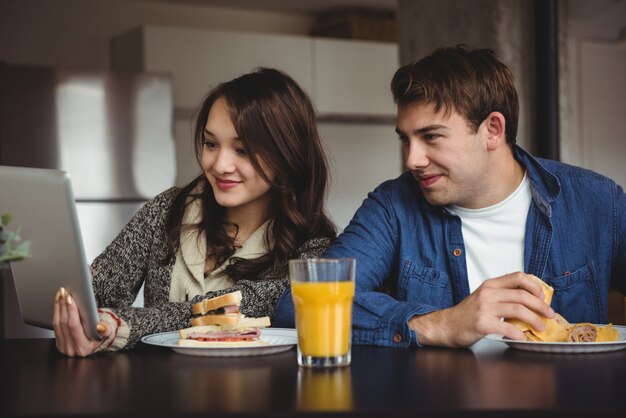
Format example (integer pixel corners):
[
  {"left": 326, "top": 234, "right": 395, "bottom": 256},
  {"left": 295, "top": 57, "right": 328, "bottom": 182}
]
[
  {"left": 165, "top": 68, "right": 336, "bottom": 281},
  {"left": 391, "top": 44, "right": 519, "bottom": 145}
]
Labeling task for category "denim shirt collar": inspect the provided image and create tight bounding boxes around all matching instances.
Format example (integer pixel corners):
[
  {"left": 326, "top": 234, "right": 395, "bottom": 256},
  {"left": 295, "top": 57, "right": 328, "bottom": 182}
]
[
  {"left": 513, "top": 145, "right": 561, "bottom": 218},
  {"left": 442, "top": 145, "right": 561, "bottom": 218}
]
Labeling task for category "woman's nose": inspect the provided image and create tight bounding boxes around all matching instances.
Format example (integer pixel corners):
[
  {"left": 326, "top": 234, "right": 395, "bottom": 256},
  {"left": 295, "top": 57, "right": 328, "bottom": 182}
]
[{"left": 213, "top": 149, "right": 236, "bottom": 173}]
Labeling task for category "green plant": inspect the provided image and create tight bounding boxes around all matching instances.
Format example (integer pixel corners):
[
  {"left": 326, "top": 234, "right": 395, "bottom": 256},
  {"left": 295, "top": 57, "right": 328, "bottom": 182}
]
[{"left": 0, "top": 213, "right": 30, "bottom": 269}]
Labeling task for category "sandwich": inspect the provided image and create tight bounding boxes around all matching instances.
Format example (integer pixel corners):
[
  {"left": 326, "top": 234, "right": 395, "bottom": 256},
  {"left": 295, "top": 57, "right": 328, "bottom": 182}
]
[
  {"left": 190, "top": 290, "right": 244, "bottom": 327},
  {"left": 178, "top": 316, "right": 271, "bottom": 347},
  {"left": 178, "top": 291, "right": 271, "bottom": 347},
  {"left": 506, "top": 275, "right": 619, "bottom": 343},
  {"left": 567, "top": 322, "right": 619, "bottom": 343},
  {"left": 506, "top": 275, "right": 563, "bottom": 341}
]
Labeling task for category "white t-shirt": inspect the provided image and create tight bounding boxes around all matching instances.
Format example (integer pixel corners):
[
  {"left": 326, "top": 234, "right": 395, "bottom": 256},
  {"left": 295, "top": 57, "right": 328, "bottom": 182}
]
[{"left": 446, "top": 173, "right": 532, "bottom": 293}]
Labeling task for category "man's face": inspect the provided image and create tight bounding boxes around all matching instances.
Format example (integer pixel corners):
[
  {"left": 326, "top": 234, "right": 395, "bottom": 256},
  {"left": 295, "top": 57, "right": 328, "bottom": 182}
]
[{"left": 396, "top": 102, "right": 492, "bottom": 209}]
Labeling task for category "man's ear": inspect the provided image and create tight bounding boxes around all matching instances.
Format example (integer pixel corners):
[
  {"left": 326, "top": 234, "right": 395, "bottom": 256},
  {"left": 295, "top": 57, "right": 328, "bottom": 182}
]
[{"left": 484, "top": 111, "right": 506, "bottom": 151}]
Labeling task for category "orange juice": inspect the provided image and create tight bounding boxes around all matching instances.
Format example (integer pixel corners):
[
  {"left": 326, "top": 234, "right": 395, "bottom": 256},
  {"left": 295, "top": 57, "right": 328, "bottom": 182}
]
[{"left": 291, "top": 281, "right": 355, "bottom": 357}]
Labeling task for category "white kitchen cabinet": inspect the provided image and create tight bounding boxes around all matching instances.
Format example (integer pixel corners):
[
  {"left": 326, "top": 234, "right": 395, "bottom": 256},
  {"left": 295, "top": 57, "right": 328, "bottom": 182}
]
[
  {"left": 313, "top": 38, "right": 399, "bottom": 117},
  {"left": 112, "top": 25, "right": 314, "bottom": 110},
  {"left": 111, "top": 25, "right": 399, "bottom": 116}
]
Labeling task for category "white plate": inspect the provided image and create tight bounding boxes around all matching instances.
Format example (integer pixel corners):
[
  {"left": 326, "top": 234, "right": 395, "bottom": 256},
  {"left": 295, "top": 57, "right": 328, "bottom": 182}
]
[
  {"left": 141, "top": 328, "right": 298, "bottom": 357},
  {"left": 485, "top": 325, "right": 626, "bottom": 353}
]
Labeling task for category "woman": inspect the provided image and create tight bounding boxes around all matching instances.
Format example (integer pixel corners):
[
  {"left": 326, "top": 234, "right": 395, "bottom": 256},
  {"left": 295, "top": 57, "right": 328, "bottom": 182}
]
[{"left": 53, "top": 68, "right": 336, "bottom": 356}]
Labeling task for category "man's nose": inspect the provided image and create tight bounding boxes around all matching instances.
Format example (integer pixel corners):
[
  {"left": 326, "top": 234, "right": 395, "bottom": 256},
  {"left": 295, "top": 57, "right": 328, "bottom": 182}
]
[{"left": 404, "top": 140, "right": 429, "bottom": 170}]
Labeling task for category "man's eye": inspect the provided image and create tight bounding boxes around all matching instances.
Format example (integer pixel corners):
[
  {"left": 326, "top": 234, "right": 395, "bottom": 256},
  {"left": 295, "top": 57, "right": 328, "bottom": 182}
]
[
  {"left": 203, "top": 140, "right": 217, "bottom": 149},
  {"left": 398, "top": 136, "right": 408, "bottom": 145},
  {"left": 424, "top": 134, "right": 440, "bottom": 141}
]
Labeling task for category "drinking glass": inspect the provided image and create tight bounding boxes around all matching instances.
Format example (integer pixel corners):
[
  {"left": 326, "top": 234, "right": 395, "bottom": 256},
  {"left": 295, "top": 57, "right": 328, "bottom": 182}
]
[{"left": 289, "top": 258, "right": 355, "bottom": 367}]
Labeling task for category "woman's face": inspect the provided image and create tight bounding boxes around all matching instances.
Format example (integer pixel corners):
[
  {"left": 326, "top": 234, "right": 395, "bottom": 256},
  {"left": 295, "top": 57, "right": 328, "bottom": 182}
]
[{"left": 201, "top": 97, "right": 274, "bottom": 218}]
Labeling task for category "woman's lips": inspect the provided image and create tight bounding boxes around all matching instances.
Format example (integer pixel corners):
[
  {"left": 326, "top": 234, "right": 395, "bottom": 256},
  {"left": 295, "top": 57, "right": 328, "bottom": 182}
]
[
  {"left": 215, "top": 179, "right": 240, "bottom": 190},
  {"left": 417, "top": 174, "right": 441, "bottom": 188}
]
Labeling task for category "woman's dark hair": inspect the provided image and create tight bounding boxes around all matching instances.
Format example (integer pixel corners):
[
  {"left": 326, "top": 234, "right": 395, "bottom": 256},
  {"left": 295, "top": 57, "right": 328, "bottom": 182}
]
[{"left": 165, "top": 68, "right": 336, "bottom": 281}]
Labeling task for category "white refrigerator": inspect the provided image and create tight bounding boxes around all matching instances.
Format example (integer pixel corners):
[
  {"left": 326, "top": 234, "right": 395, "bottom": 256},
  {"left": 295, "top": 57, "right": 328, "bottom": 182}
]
[{"left": 0, "top": 63, "right": 176, "bottom": 337}]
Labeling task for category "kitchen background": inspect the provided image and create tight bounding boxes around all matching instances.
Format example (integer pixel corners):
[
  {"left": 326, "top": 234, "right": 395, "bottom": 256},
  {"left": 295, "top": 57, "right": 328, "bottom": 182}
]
[{"left": 1, "top": 0, "right": 624, "bottom": 337}]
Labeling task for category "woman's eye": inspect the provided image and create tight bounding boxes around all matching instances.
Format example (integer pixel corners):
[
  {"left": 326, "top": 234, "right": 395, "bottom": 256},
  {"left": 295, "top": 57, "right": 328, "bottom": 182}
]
[
  {"left": 235, "top": 148, "right": 247, "bottom": 156},
  {"left": 203, "top": 140, "right": 217, "bottom": 149}
]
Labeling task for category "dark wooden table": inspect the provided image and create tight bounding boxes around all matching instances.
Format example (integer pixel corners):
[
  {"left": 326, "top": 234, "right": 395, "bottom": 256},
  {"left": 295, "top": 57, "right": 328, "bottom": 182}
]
[{"left": 2, "top": 335, "right": 625, "bottom": 418}]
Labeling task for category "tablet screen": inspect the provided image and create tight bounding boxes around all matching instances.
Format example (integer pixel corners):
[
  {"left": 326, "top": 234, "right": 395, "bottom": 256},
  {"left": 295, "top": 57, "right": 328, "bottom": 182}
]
[{"left": 1, "top": 166, "right": 101, "bottom": 340}]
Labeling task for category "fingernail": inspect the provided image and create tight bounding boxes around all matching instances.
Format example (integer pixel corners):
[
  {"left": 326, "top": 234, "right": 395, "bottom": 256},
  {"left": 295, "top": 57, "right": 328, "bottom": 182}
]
[
  {"left": 55, "top": 290, "right": 61, "bottom": 302},
  {"left": 66, "top": 294, "right": 73, "bottom": 305},
  {"left": 96, "top": 323, "right": 106, "bottom": 334},
  {"left": 60, "top": 287, "right": 67, "bottom": 298}
]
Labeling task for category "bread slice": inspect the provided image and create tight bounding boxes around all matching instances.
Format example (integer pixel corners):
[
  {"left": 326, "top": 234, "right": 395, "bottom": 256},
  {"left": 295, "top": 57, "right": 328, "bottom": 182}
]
[
  {"left": 190, "top": 313, "right": 241, "bottom": 327},
  {"left": 178, "top": 316, "right": 272, "bottom": 347},
  {"left": 180, "top": 317, "right": 271, "bottom": 338},
  {"left": 177, "top": 338, "right": 268, "bottom": 348},
  {"left": 188, "top": 314, "right": 270, "bottom": 328},
  {"left": 192, "top": 291, "right": 242, "bottom": 315}
]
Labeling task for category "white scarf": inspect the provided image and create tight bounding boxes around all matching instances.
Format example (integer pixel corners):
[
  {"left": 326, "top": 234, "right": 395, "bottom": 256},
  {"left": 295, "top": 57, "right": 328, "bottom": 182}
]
[{"left": 169, "top": 185, "right": 272, "bottom": 302}]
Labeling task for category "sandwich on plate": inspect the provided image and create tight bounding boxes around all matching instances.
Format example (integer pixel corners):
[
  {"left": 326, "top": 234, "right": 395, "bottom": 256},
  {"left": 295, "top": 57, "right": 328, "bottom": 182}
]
[
  {"left": 506, "top": 275, "right": 619, "bottom": 342},
  {"left": 178, "top": 291, "right": 271, "bottom": 347}
]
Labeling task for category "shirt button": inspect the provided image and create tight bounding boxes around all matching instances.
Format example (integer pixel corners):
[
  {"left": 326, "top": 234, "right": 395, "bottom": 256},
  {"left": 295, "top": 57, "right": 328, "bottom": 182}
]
[
  {"left": 393, "top": 333, "right": 402, "bottom": 343},
  {"left": 453, "top": 248, "right": 462, "bottom": 257}
]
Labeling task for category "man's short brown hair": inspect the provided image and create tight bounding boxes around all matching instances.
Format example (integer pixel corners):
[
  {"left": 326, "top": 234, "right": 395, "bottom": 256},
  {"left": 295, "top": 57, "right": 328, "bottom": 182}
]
[{"left": 391, "top": 45, "right": 519, "bottom": 144}]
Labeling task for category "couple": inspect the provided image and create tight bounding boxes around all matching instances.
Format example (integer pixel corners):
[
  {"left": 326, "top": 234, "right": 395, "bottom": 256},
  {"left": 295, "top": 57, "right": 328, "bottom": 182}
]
[{"left": 54, "top": 45, "right": 626, "bottom": 357}]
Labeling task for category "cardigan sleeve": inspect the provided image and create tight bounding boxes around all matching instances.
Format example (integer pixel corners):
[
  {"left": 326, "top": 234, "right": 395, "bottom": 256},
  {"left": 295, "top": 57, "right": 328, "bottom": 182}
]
[
  {"left": 91, "top": 187, "right": 179, "bottom": 308},
  {"left": 89, "top": 187, "right": 194, "bottom": 350}
]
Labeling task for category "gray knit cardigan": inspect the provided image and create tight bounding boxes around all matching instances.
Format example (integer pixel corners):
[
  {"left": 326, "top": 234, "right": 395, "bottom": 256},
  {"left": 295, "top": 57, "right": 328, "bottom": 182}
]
[{"left": 91, "top": 187, "right": 331, "bottom": 350}]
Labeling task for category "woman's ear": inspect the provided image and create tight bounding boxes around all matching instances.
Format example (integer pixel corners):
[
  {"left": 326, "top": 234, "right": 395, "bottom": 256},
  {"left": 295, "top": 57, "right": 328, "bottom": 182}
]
[{"left": 484, "top": 111, "right": 506, "bottom": 151}]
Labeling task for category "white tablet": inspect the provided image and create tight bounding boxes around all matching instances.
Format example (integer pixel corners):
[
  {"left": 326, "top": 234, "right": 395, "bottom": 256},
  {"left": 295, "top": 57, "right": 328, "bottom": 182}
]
[{"left": 0, "top": 166, "right": 102, "bottom": 340}]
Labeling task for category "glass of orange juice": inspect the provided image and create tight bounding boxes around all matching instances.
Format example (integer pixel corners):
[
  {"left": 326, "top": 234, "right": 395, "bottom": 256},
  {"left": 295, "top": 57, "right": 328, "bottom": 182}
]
[{"left": 289, "top": 258, "right": 355, "bottom": 368}]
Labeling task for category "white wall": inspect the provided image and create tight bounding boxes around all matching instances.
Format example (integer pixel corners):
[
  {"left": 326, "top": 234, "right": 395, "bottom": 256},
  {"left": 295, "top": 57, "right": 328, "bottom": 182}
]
[
  {"left": 0, "top": 0, "right": 314, "bottom": 68},
  {"left": 320, "top": 122, "right": 402, "bottom": 229},
  {"left": 559, "top": 0, "right": 626, "bottom": 188}
]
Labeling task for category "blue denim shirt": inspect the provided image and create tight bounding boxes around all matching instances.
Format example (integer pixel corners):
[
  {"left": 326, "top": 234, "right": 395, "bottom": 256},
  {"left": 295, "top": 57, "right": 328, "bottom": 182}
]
[{"left": 274, "top": 146, "right": 626, "bottom": 347}]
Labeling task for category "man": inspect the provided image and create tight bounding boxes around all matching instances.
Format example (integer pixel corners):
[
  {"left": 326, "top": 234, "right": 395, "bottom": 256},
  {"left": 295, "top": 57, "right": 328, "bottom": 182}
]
[{"left": 275, "top": 45, "right": 626, "bottom": 348}]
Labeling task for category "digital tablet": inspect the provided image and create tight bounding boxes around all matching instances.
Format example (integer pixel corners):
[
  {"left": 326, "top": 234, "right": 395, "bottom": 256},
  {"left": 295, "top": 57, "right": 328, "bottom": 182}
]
[{"left": 0, "top": 165, "right": 102, "bottom": 340}]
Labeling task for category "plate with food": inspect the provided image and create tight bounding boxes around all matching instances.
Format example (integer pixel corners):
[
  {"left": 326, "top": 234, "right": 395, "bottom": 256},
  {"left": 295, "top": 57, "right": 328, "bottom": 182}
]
[
  {"left": 142, "top": 328, "right": 298, "bottom": 357},
  {"left": 485, "top": 275, "right": 626, "bottom": 353},
  {"left": 141, "top": 291, "right": 297, "bottom": 357},
  {"left": 486, "top": 325, "right": 626, "bottom": 353}
]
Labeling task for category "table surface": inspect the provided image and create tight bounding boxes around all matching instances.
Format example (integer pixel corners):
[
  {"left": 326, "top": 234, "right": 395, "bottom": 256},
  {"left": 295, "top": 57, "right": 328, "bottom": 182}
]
[{"left": 2, "top": 334, "right": 626, "bottom": 418}]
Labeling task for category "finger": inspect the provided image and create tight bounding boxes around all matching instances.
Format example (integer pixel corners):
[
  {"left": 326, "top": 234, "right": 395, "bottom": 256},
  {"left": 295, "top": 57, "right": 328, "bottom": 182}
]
[
  {"left": 518, "top": 273, "right": 546, "bottom": 301},
  {"left": 499, "top": 302, "right": 547, "bottom": 332},
  {"left": 495, "top": 321, "right": 530, "bottom": 341},
  {"left": 65, "top": 294, "right": 97, "bottom": 357},
  {"left": 96, "top": 321, "right": 112, "bottom": 338},
  {"left": 498, "top": 287, "right": 553, "bottom": 317},
  {"left": 58, "top": 294, "right": 75, "bottom": 357},
  {"left": 484, "top": 272, "right": 542, "bottom": 295},
  {"left": 52, "top": 294, "right": 65, "bottom": 353},
  {"left": 479, "top": 282, "right": 554, "bottom": 319}
]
